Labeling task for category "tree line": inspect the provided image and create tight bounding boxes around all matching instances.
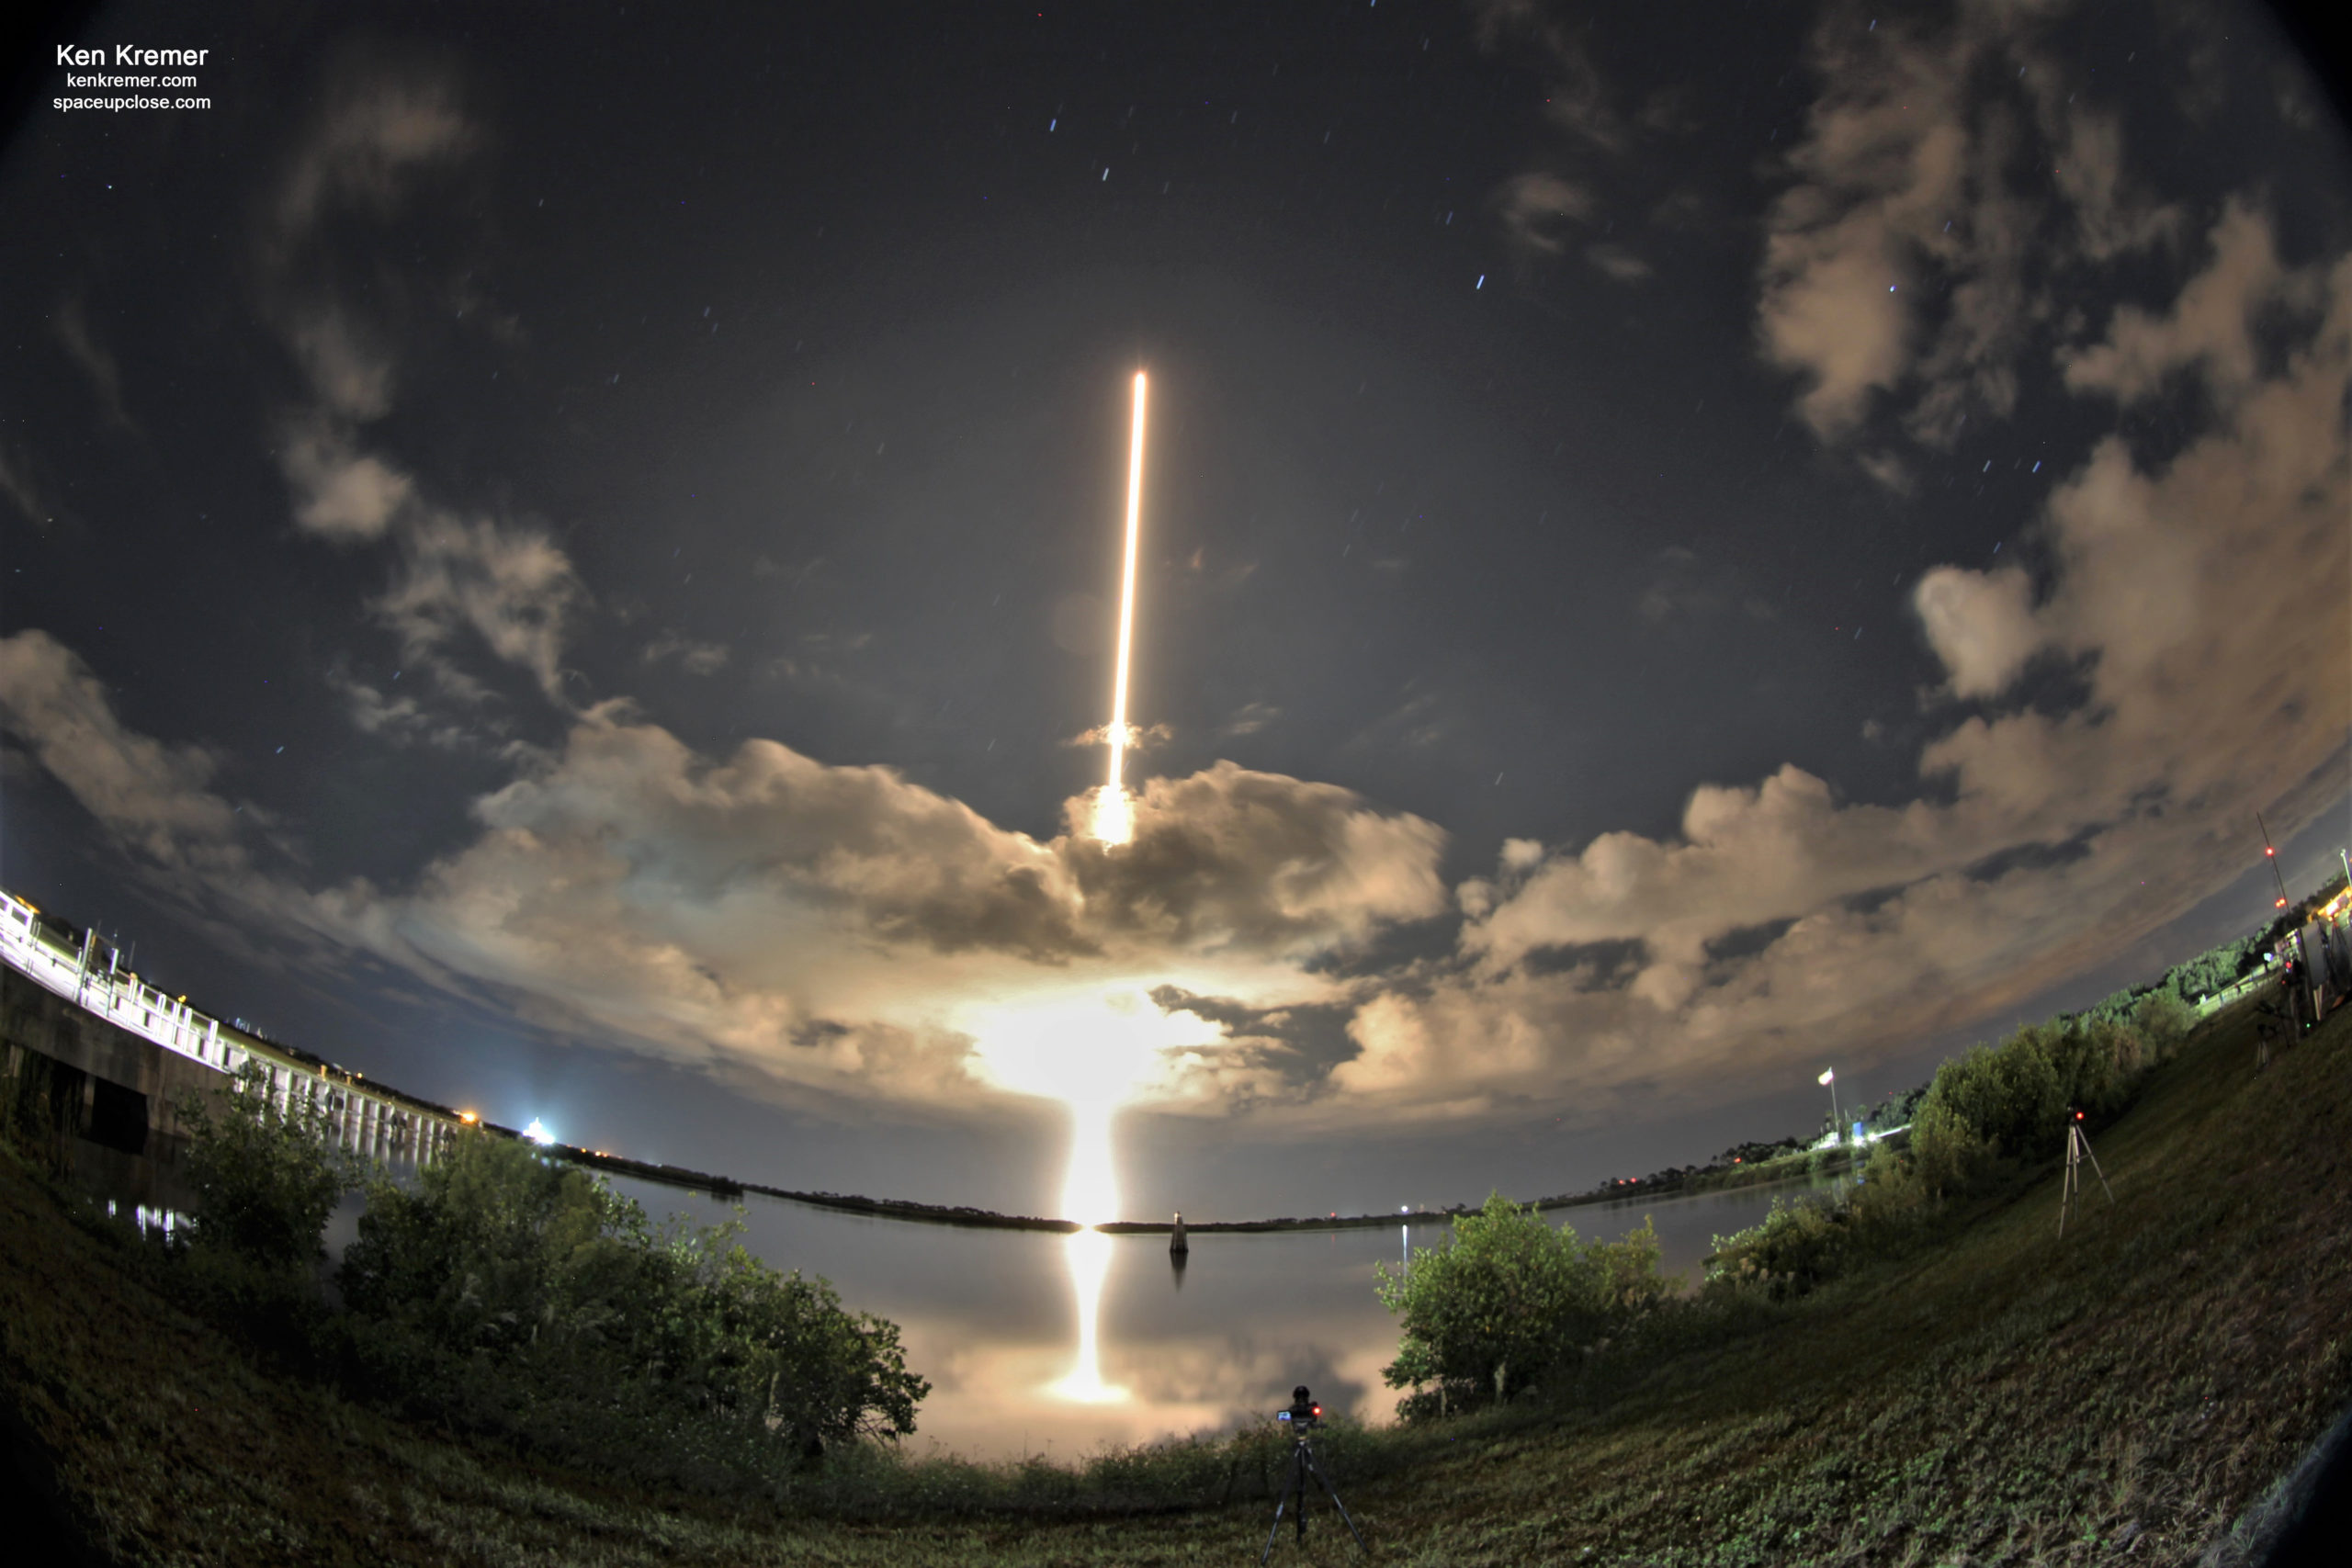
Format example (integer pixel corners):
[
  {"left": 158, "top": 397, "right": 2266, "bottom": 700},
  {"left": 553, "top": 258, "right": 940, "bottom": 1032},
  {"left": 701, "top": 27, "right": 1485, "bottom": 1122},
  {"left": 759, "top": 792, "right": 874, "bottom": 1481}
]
[{"left": 167, "top": 1066, "right": 927, "bottom": 1488}]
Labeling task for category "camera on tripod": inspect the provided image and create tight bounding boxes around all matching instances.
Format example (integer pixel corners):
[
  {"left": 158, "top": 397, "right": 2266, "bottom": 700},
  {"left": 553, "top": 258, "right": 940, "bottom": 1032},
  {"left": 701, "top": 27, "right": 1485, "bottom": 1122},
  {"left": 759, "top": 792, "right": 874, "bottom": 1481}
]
[
  {"left": 1276, "top": 1386, "right": 1323, "bottom": 1432},
  {"left": 1261, "top": 1386, "right": 1364, "bottom": 1561}
]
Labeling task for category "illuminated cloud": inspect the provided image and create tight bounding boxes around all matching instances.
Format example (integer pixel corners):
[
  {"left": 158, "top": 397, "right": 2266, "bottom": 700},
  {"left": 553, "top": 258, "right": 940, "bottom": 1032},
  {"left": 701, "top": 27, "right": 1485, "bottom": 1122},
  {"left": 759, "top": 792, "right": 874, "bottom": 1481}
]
[
  {"left": 2, "top": 23, "right": 2341, "bottom": 1147},
  {"left": 639, "top": 632, "right": 732, "bottom": 676},
  {"left": 1913, "top": 565, "right": 2040, "bottom": 699},
  {"left": 1331, "top": 201, "right": 2352, "bottom": 1122},
  {"left": 260, "top": 67, "right": 589, "bottom": 710},
  {"left": 1757, "top": 4, "right": 2177, "bottom": 452},
  {"left": 52, "top": 299, "right": 134, "bottom": 433},
  {"left": 0, "top": 631, "right": 244, "bottom": 874}
]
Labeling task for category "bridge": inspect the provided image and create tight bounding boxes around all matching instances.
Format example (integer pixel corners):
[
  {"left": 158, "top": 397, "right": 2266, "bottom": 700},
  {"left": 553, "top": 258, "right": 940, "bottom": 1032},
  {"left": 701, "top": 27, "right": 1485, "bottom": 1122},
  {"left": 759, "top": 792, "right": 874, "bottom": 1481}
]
[{"left": 0, "top": 886, "right": 463, "bottom": 1168}]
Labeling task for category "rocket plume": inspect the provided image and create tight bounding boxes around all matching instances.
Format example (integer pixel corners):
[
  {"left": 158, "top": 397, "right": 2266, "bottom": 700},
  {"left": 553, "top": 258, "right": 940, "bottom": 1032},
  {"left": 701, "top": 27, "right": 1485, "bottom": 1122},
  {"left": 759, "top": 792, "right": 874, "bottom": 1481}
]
[{"left": 1092, "top": 371, "right": 1148, "bottom": 844}]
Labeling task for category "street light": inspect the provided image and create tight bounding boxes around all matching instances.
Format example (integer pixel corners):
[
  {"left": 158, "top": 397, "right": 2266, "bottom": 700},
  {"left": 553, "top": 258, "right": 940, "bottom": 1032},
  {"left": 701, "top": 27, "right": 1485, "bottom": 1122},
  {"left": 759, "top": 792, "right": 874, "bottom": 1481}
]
[{"left": 1818, "top": 1067, "right": 1841, "bottom": 1145}]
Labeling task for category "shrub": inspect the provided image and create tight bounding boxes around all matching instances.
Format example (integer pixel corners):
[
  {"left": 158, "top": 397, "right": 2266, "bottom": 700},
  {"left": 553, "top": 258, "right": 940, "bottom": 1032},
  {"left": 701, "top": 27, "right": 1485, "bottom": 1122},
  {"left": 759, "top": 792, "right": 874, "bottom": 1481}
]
[
  {"left": 1907, "top": 1094, "right": 1991, "bottom": 1199},
  {"left": 338, "top": 1130, "right": 927, "bottom": 1474},
  {"left": 1705, "top": 1195, "right": 1853, "bottom": 1299},
  {"left": 1375, "top": 1191, "right": 1665, "bottom": 1414},
  {"left": 2132, "top": 989, "right": 2194, "bottom": 1055},
  {"left": 175, "top": 1063, "right": 351, "bottom": 1269}
]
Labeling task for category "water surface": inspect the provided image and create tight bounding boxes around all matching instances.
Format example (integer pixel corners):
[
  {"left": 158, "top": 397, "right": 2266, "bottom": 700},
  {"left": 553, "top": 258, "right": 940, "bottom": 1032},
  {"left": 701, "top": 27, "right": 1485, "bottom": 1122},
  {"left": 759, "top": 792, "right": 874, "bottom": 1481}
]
[{"left": 608, "top": 1177, "right": 1826, "bottom": 1460}]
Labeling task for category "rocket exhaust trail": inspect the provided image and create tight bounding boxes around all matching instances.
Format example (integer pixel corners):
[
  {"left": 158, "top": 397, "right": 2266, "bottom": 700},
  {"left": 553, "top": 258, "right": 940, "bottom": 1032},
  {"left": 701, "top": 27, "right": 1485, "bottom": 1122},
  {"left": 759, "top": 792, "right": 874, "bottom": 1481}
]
[{"left": 1094, "top": 372, "right": 1148, "bottom": 844}]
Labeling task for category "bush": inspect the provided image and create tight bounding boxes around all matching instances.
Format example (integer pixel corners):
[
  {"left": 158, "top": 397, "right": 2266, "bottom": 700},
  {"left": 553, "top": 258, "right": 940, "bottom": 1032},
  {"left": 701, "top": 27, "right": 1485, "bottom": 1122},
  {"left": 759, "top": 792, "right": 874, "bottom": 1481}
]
[
  {"left": 1908, "top": 1094, "right": 1991, "bottom": 1199},
  {"left": 1705, "top": 1195, "right": 1853, "bottom": 1299},
  {"left": 1375, "top": 1191, "right": 1665, "bottom": 1414},
  {"left": 338, "top": 1130, "right": 927, "bottom": 1475},
  {"left": 175, "top": 1063, "right": 351, "bottom": 1269},
  {"left": 2132, "top": 989, "right": 2194, "bottom": 1055},
  {"left": 1912, "top": 1013, "right": 2153, "bottom": 1184}
]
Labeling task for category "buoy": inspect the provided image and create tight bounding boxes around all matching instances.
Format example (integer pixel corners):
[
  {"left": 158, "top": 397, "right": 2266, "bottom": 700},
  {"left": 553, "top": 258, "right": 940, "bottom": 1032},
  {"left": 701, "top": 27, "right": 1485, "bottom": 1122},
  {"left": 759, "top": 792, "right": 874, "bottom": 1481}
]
[{"left": 1170, "top": 1210, "right": 1189, "bottom": 1255}]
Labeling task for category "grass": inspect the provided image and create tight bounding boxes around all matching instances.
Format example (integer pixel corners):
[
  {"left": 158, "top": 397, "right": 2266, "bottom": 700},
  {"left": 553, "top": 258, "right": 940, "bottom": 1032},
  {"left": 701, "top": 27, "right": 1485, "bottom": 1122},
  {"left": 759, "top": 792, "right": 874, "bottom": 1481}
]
[{"left": 3, "top": 998, "right": 2347, "bottom": 1564}]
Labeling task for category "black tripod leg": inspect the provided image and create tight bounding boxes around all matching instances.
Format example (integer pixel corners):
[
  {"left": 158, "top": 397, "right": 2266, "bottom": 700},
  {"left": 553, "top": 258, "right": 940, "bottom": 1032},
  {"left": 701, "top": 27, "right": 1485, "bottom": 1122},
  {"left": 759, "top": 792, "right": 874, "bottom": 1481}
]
[
  {"left": 1304, "top": 1448, "right": 1370, "bottom": 1553},
  {"left": 1261, "top": 1490, "right": 1287, "bottom": 1564},
  {"left": 1261, "top": 1450, "right": 1301, "bottom": 1565}
]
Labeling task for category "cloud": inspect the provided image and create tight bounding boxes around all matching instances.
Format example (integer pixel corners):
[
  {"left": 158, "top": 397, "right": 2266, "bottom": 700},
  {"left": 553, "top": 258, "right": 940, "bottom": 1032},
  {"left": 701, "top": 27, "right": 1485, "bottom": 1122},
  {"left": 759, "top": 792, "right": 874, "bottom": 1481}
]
[
  {"left": 1333, "top": 202, "right": 2352, "bottom": 1122},
  {"left": 373, "top": 510, "right": 587, "bottom": 705},
  {"left": 641, "top": 633, "right": 731, "bottom": 676},
  {"left": 1218, "top": 701, "right": 1282, "bottom": 739},
  {"left": 1585, "top": 243, "right": 1650, "bottom": 283},
  {"left": 1064, "top": 761, "right": 1449, "bottom": 959},
  {"left": 53, "top": 299, "right": 133, "bottom": 432},
  {"left": 254, "top": 66, "right": 589, "bottom": 711},
  {"left": 1470, "top": 1, "right": 1626, "bottom": 154},
  {"left": 1, "top": 652, "right": 1449, "bottom": 1112},
  {"left": 0, "top": 442, "right": 62, "bottom": 530},
  {"left": 2061, "top": 198, "right": 2312, "bottom": 405},
  {"left": 0, "top": 632, "right": 245, "bottom": 873},
  {"left": 1913, "top": 564, "right": 2041, "bottom": 698},
  {"left": 1341, "top": 687, "right": 1450, "bottom": 754},
  {"left": 1062, "top": 720, "right": 1174, "bottom": 750},
  {"left": 280, "top": 418, "right": 413, "bottom": 541},
  {"left": 288, "top": 309, "right": 396, "bottom": 421},
  {"left": 277, "top": 418, "right": 584, "bottom": 703},
  {"left": 1498, "top": 171, "right": 1594, "bottom": 258},
  {"left": 267, "top": 74, "right": 473, "bottom": 258},
  {"left": 1479, "top": 6, "right": 1682, "bottom": 282},
  {"left": 327, "top": 667, "right": 480, "bottom": 750},
  {"left": 1634, "top": 545, "right": 1724, "bottom": 625},
  {"left": 1757, "top": 4, "right": 2178, "bottom": 451}
]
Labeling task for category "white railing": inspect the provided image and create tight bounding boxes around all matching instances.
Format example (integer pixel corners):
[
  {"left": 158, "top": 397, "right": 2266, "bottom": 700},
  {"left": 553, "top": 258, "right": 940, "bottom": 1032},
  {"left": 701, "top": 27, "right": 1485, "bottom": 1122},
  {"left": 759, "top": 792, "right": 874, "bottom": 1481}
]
[{"left": 0, "top": 886, "right": 459, "bottom": 1166}]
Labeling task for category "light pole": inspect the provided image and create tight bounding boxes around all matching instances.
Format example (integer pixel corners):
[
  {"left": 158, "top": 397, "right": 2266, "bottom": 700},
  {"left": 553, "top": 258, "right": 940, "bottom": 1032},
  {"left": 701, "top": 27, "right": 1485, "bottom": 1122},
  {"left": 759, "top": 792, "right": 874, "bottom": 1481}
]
[{"left": 1818, "top": 1067, "right": 1841, "bottom": 1145}]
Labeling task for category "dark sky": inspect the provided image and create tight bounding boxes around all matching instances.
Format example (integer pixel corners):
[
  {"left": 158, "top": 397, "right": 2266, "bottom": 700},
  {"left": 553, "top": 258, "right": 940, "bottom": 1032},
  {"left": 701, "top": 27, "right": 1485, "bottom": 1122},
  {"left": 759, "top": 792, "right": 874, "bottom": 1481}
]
[{"left": 3, "top": 0, "right": 2347, "bottom": 1220}]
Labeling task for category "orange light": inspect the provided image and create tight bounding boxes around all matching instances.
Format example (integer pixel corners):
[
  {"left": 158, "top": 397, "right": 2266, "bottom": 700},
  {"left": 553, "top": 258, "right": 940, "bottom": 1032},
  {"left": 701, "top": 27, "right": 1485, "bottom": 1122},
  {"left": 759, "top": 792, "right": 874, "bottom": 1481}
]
[
  {"left": 458, "top": 1111, "right": 479, "bottom": 1124},
  {"left": 1093, "top": 370, "right": 1149, "bottom": 845}
]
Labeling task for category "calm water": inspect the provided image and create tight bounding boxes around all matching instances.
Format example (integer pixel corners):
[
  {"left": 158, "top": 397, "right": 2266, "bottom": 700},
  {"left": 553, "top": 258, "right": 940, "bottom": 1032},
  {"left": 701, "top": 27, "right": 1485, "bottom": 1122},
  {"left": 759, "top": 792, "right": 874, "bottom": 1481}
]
[
  {"left": 604, "top": 1176, "right": 1829, "bottom": 1461},
  {"left": 81, "top": 1143, "right": 1827, "bottom": 1461}
]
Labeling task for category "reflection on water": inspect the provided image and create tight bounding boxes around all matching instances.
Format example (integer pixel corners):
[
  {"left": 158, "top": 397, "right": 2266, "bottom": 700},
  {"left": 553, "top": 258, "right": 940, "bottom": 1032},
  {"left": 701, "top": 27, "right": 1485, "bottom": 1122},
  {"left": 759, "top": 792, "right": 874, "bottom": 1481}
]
[
  {"left": 60, "top": 1140, "right": 1831, "bottom": 1461},
  {"left": 1053, "top": 1229, "right": 1128, "bottom": 1403},
  {"left": 585, "top": 1175, "right": 1826, "bottom": 1460}
]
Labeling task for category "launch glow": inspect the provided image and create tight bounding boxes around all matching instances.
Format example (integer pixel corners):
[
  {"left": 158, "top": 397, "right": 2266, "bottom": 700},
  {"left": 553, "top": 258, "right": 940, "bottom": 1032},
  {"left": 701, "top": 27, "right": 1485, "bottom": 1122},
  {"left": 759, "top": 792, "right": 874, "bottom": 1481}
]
[
  {"left": 966, "top": 984, "right": 1220, "bottom": 1407},
  {"left": 1091, "top": 370, "right": 1148, "bottom": 846}
]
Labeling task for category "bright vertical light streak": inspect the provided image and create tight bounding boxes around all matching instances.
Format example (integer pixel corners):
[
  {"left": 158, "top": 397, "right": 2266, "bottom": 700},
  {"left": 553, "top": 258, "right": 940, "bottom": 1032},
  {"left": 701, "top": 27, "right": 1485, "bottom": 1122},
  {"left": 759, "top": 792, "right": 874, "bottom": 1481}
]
[
  {"left": 1063, "top": 1098, "right": 1120, "bottom": 1227},
  {"left": 1052, "top": 1228, "right": 1127, "bottom": 1403},
  {"left": 1094, "top": 371, "right": 1148, "bottom": 844},
  {"left": 1056, "top": 1094, "right": 1126, "bottom": 1404}
]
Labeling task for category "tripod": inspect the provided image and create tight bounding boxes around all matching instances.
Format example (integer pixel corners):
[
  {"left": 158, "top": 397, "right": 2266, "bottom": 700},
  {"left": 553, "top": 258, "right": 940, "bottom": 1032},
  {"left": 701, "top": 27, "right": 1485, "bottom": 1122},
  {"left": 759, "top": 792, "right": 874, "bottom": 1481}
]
[
  {"left": 2055, "top": 1117, "right": 2113, "bottom": 1239},
  {"left": 1261, "top": 1427, "right": 1368, "bottom": 1562}
]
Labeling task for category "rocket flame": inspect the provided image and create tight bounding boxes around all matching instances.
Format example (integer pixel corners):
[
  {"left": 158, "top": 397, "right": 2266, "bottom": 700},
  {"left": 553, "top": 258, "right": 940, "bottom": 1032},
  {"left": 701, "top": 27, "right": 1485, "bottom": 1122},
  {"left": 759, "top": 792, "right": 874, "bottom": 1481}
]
[{"left": 1092, "top": 371, "right": 1148, "bottom": 844}]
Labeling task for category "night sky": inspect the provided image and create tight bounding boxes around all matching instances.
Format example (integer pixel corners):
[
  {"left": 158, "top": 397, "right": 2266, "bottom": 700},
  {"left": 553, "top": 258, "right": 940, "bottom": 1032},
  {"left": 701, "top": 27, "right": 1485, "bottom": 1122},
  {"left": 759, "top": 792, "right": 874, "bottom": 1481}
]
[{"left": 4, "top": 0, "right": 2347, "bottom": 1220}]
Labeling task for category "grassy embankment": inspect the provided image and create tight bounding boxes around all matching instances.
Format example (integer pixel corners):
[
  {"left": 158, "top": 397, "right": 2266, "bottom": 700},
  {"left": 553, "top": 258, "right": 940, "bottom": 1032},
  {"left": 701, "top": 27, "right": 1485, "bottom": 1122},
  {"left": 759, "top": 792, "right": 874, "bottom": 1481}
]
[{"left": 3, "top": 997, "right": 2347, "bottom": 1566}]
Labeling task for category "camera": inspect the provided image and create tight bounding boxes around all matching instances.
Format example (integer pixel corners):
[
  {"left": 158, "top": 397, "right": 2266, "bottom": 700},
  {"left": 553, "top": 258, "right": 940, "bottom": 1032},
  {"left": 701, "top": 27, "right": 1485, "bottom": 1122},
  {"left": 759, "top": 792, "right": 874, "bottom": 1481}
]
[{"left": 1261, "top": 1383, "right": 1366, "bottom": 1557}]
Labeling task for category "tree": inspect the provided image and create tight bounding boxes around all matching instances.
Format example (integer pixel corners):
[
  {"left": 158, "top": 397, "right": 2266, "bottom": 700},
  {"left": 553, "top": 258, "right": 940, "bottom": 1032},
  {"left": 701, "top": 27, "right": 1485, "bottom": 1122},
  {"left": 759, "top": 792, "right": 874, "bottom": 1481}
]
[
  {"left": 1375, "top": 1191, "right": 1658, "bottom": 1411},
  {"left": 176, "top": 1063, "right": 350, "bottom": 1269},
  {"left": 339, "top": 1130, "right": 928, "bottom": 1461}
]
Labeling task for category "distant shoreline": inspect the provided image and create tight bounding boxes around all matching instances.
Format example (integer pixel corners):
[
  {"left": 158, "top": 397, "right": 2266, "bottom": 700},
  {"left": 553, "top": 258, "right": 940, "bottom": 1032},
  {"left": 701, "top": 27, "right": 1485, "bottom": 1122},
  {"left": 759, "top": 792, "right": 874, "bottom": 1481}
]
[{"left": 557, "top": 1140, "right": 1867, "bottom": 1235}]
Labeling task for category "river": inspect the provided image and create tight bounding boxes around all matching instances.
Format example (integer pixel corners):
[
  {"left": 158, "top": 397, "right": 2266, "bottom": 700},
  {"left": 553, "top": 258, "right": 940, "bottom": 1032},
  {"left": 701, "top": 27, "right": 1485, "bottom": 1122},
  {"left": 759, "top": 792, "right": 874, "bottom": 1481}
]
[{"left": 602, "top": 1175, "right": 1838, "bottom": 1461}]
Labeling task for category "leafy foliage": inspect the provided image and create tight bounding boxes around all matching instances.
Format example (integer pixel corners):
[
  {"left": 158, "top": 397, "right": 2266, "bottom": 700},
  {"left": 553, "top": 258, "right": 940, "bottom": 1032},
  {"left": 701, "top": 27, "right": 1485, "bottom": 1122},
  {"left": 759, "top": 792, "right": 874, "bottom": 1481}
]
[
  {"left": 338, "top": 1130, "right": 928, "bottom": 1472},
  {"left": 1375, "top": 1191, "right": 1665, "bottom": 1414},
  {"left": 175, "top": 1063, "right": 352, "bottom": 1269}
]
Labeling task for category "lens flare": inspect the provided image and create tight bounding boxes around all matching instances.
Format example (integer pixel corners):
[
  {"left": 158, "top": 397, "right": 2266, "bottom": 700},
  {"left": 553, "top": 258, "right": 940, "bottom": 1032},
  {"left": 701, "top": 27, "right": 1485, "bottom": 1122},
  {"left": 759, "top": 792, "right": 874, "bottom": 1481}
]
[{"left": 1092, "top": 371, "right": 1148, "bottom": 844}]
